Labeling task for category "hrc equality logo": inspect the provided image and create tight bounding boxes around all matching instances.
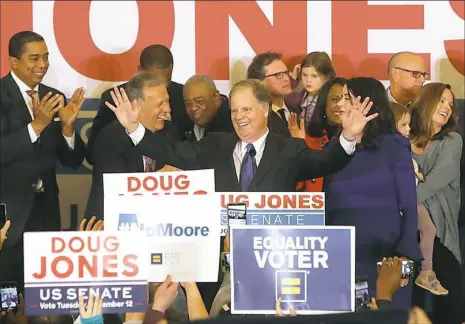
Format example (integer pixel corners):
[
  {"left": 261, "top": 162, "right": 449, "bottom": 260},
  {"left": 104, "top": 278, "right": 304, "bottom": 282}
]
[
  {"left": 151, "top": 253, "right": 163, "bottom": 265},
  {"left": 276, "top": 270, "right": 307, "bottom": 303},
  {"left": 117, "top": 213, "right": 211, "bottom": 237}
]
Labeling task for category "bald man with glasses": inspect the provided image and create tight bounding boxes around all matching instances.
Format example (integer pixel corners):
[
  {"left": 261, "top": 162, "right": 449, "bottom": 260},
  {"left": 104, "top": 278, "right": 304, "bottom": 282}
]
[{"left": 387, "top": 52, "right": 429, "bottom": 107}]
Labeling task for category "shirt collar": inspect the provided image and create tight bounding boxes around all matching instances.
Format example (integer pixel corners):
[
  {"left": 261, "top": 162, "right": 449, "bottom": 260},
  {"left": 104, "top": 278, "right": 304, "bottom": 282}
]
[
  {"left": 387, "top": 86, "right": 411, "bottom": 106},
  {"left": 272, "top": 101, "right": 289, "bottom": 114},
  {"left": 11, "top": 71, "right": 39, "bottom": 93},
  {"left": 241, "top": 129, "right": 269, "bottom": 154},
  {"left": 387, "top": 86, "right": 399, "bottom": 104}
]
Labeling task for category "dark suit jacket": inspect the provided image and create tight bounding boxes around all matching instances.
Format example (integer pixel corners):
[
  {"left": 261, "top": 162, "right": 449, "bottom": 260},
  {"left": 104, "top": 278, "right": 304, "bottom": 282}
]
[
  {"left": 268, "top": 110, "right": 291, "bottom": 136},
  {"left": 86, "top": 81, "right": 191, "bottom": 164},
  {"left": 132, "top": 130, "right": 351, "bottom": 192},
  {"left": 184, "top": 95, "right": 234, "bottom": 141},
  {"left": 85, "top": 121, "right": 178, "bottom": 220},
  {"left": 0, "top": 73, "right": 85, "bottom": 246}
]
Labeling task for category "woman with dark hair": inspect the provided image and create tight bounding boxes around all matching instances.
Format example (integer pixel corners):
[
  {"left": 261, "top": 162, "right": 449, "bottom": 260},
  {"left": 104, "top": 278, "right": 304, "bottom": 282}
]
[
  {"left": 409, "top": 83, "right": 463, "bottom": 324},
  {"left": 324, "top": 77, "right": 422, "bottom": 309},
  {"left": 290, "top": 77, "right": 347, "bottom": 192}
]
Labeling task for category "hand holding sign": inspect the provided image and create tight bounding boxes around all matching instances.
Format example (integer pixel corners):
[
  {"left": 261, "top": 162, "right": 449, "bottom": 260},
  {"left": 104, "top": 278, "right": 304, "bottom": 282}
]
[
  {"left": 0, "top": 220, "right": 10, "bottom": 249},
  {"left": 157, "top": 165, "right": 182, "bottom": 173},
  {"left": 79, "top": 294, "right": 103, "bottom": 319},
  {"left": 79, "top": 216, "right": 104, "bottom": 231},
  {"left": 275, "top": 297, "right": 297, "bottom": 316},
  {"left": 152, "top": 275, "right": 179, "bottom": 313}
]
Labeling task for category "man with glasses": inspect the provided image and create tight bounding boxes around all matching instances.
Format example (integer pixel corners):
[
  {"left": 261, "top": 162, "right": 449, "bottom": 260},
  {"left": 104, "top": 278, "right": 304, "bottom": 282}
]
[
  {"left": 247, "top": 52, "right": 294, "bottom": 136},
  {"left": 387, "top": 52, "right": 428, "bottom": 107},
  {"left": 183, "top": 75, "right": 234, "bottom": 141}
]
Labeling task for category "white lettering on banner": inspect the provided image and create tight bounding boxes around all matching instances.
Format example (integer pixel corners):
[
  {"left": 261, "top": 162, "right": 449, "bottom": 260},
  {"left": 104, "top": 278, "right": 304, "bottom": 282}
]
[
  {"left": 37, "top": 287, "right": 134, "bottom": 310},
  {"left": 39, "top": 287, "right": 133, "bottom": 301},
  {"left": 250, "top": 214, "right": 306, "bottom": 225},
  {"left": 253, "top": 236, "right": 329, "bottom": 269},
  {"left": 2, "top": 2, "right": 463, "bottom": 98}
]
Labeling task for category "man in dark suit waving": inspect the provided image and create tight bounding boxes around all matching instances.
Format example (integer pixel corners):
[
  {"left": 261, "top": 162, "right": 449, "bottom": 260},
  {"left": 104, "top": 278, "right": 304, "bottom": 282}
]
[
  {"left": 85, "top": 72, "right": 176, "bottom": 220},
  {"left": 0, "top": 31, "right": 86, "bottom": 287},
  {"left": 86, "top": 45, "right": 191, "bottom": 164},
  {"left": 106, "top": 79, "right": 377, "bottom": 192},
  {"left": 105, "top": 78, "right": 376, "bottom": 307}
]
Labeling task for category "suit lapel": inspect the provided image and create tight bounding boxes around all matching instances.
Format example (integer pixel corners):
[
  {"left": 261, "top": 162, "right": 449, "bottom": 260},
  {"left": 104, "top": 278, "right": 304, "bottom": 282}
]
[
  {"left": 3, "top": 73, "right": 32, "bottom": 126},
  {"left": 117, "top": 125, "right": 144, "bottom": 172},
  {"left": 251, "top": 133, "right": 282, "bottom": 189},
  {"left": 222, "top": 134, "right": 240, "bottom": 190}
]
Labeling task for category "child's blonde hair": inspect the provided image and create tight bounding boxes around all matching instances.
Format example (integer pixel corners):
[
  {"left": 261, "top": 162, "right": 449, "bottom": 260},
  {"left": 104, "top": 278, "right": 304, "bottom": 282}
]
[{"left": 389, "top": 102, "right": 410, "bottom": 125}]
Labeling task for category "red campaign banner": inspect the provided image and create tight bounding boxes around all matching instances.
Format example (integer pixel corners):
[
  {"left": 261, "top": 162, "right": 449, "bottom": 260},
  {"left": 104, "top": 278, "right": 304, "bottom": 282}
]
[{"left": 1, "top": 1, "right": 463, "bottom": 82}]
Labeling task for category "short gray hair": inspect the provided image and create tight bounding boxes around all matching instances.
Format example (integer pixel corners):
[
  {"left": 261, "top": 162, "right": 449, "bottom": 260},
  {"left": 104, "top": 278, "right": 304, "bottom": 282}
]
[
  {"left": 125, "top": 71, "right": 166, "bottom": 101},
  {"left": 184, "top": 74, "right": 217, "bottom": 91},
  {"left": 229, "top": 79, "right": 272, "bottom": 107}
]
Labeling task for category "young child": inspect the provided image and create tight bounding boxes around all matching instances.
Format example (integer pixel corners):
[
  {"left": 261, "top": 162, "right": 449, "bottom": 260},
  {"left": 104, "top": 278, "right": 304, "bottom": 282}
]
[{"left": 390, "top": 102, "right": 448, "bottom": 296}]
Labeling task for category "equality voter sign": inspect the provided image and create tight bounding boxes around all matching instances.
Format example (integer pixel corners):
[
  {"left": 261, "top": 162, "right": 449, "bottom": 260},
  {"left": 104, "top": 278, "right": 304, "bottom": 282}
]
[
  {"left": 219, "top": 193, "right": 325, "bottom": 235},
  {"left": 103, "top": 169, "right": 215, "bottom": 196},
  {"left": 230, "top": 226, "right": 355, "bottom": 315},
  {"left": 104, "top": 194, "right": 220, "bottom": 282},
  {"left": 23, "top": 232, "right": 148, "bottom": 315}
]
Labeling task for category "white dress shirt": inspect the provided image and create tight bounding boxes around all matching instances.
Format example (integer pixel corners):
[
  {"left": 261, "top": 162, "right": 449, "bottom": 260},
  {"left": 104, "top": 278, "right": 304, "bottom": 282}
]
[
  {"left": 271, "top": 102, "right": 291, "bottom": 122},
  {"left": 11, "top": 71, "right": 75, "bottom": 149},
  {"left": 193, "top": 124, "right": 206, "bottom": 141},
  {"left": 128, "top": 123, "right": 356, "bottom": 179},
  {"left": 387, "top": 86, "right": 411, "bottom": 107},
  {"left": 232, "top": 130, "right": 269, "bottom": 180}
]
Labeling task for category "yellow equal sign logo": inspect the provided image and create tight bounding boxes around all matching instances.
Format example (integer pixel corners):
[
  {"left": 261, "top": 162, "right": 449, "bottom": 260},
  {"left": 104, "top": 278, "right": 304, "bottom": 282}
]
[
  {"left": 151, "top": 253, "right": 163, "bottom": 265},
  {"left": 281, "top": 277, "right": 301, "bottom": 295}
]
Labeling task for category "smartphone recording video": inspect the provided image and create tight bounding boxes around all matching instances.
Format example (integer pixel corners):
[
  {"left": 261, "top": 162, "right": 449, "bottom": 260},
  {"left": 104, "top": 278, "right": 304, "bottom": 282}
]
[
  {"left": 227, "top": 203, "right": 247, "bottom": 228},
  {"left": 0, "top": 282, "right": 19, "bottom": 313},
  {"left": 355, "top": 277, "right": 370, "bottom": 311},
  {"left": 221, "top": 252, "right": 231, "bottom": 273},
  {"left": 376, "top": 259, "right": 415, "bottom": 279},
  {"left": 0, "top": 204, "right": 6, "bottom": 228}
]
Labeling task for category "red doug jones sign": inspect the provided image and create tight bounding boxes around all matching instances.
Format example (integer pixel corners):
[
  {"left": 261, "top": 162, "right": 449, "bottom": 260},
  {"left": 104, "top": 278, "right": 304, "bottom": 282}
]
[{"left": 23, "top": 232, "right": 148, "bottom": 315}]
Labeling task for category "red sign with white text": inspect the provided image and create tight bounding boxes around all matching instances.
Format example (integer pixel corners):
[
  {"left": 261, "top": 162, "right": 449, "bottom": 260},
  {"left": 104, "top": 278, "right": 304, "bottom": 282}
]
[{"left": 1, "top": 1, "right": 463, "bottom": 98}]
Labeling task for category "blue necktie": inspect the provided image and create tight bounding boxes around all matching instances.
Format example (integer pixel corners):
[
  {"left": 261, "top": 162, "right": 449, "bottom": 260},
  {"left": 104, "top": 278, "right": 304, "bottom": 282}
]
[{"left": 240, "top": 144, "right": 257, "bottom": 192}]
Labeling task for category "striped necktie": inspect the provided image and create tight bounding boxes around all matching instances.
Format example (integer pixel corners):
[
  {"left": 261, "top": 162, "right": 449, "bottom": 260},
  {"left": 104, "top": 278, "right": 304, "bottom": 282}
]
[
  {"left": 26, "top": 90, "right": 38, "bottom": 98},
  {"left": 143, "top": 155, "right": 156, "bottom": 172}
]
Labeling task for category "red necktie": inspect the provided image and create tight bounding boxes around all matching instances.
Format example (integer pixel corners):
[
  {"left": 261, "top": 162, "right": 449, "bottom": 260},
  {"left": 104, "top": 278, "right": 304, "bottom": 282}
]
[{"left": 26, "top": 90, "right": 38, "bottom": 98}]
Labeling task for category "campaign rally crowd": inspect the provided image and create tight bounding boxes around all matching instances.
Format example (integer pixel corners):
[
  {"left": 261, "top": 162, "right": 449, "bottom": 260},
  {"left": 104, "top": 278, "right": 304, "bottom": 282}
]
[{"left": 1, "top": 30, "right": 465, "bottom": 324}]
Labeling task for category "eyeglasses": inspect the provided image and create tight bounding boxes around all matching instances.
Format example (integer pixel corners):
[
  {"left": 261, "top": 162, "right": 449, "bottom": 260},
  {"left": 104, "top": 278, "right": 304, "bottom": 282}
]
[
  {"left": 394, "top": 67, "right": 429, "bottom": 79},
  {"left": 264, "top": 70, "right": 290, "bottom": 79}
]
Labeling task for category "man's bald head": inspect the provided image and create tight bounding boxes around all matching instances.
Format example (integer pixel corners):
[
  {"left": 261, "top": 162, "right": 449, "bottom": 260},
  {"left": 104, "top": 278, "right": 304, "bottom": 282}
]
[
  {"left": 388, "top": 52, "right": 425, "bottom": 75},
  {"left": 388, "top": 52, "right": 427, "bottom": 104},
  {"left": 183, "top": 74, "right": 222, "bottom": 127}
]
